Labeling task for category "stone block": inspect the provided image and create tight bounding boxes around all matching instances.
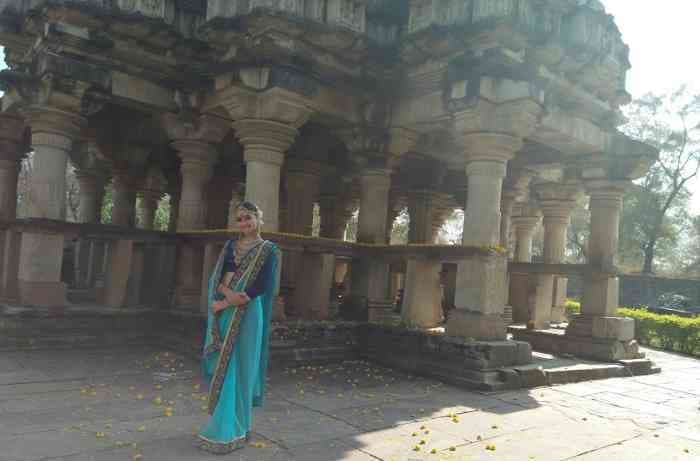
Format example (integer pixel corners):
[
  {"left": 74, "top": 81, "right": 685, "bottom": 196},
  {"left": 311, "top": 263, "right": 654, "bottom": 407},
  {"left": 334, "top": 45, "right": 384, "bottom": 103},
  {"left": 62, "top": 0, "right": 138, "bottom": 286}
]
[
  {"left": 454, "top": 254, "right": 507, "bottom": 316},
  {"left": 592, "top": 316, "right": 635, "bottom": 341},
  {"left": 514, "top": 365, "right": 547, "bottom": 388},
  {"left": 402, "top": 259, "right": 443, "bottom": 328},
  {"left": 582, "top": 274, "right": 619, "bottom": 316},
  {"left": 447, "top": 310, "right": 506, "bottom": 341}
]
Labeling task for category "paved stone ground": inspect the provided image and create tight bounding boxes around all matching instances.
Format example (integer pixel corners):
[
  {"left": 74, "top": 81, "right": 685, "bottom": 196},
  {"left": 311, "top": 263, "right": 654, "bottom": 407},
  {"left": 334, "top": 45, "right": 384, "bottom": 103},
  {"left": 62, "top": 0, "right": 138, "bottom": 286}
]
[{"left": 1, "top": 346, "right": 699, "bottom": 461}]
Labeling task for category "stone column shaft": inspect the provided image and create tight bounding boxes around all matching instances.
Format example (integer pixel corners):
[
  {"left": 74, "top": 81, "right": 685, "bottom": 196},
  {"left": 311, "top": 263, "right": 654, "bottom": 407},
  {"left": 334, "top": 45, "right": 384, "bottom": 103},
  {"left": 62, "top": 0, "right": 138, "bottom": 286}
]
[
  {"left": 358, "top": 169, "right": 391, "bottom": 244},
  {"left": 140, "top": 191, "right": 160, "bottom": 230},
  {"left": 18, "top": 107, "right": 84, "bottom": 306},
  {"left": 512, "top": 216, "right": 540, "bottom": 263},
  {"left": 227, "top": 183, "right": 245, "bottom": 229},
  {"left": 319, "top": 193, "right": 351, "bottom": 240},
  {"left": 285, "top": 164, "right": 320, "bottom": 235},
  {"left": 76, "top": 172, "right": 106, "bottom": 224},
  {"left": 233, "top": 119, "right": 299, "bottom": 233},
  {"left": 407, "top": 190, "right": 437, "bottom": 244},
  {"left": 448, "top": 133, "right": 522, "bottom": 340},
  {"left": 174, "top": 140, "right": 216, "bottom": 231},
  {"left": 111, "top": 171, "right": 137, "bottom": 227}
]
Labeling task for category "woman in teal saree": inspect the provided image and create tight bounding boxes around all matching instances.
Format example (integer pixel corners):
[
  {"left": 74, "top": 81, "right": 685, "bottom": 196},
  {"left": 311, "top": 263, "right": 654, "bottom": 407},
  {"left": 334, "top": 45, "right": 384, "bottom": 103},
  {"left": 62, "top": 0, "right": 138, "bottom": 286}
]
[{"left": 197, "top": 201, "right": 280, "bottom": 454}]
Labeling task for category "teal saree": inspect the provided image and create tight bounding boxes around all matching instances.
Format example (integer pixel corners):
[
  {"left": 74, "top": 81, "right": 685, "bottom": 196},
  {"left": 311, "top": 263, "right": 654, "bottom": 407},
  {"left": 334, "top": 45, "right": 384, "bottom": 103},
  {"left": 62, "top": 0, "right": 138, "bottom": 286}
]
[{"left": 198, "top": 239, "right": 280, "bottom": 454}]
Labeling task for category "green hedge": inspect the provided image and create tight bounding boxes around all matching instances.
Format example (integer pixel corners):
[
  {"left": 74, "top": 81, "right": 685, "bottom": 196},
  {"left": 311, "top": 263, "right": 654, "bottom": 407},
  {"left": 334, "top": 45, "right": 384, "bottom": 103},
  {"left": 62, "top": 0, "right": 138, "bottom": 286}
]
[
  {"left": 618, "top": 308, "right": 700, "bottom": 356},
  {"left": 563, "top": 300, "right": 700, "bottom": 356}
]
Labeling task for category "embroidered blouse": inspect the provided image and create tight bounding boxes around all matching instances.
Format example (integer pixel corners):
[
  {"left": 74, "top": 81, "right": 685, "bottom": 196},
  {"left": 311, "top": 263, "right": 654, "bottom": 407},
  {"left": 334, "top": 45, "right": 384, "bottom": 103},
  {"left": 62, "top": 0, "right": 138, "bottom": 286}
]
[{"left": 220, "top": 241, "right": 275, "bottom": 300}]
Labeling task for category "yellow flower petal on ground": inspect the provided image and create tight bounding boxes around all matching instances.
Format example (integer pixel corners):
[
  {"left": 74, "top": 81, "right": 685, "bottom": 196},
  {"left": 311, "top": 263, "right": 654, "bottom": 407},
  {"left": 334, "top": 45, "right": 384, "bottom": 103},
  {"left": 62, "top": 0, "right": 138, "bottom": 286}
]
[
  {"left": 486, "top": 444, "right": 496, "bottom": 451},
  {"left": 136, "top": 425, "right": 146, "bottom": 432},
  {"left": 136, "top": 394, "right": 144, "bottom": 400},
  {"left": 252, "top": 442, "right": 267, "bottom": 448},
  {"left": 153, "top": 396, "right": 162, "bottom": 405},
  {"left": 413, "top": 446, "right": 421, "bottom": 452},
  {"left": 449, "top": 446, "right": 456, "bottom": 452},
  {"left": 431, "top": 448, "right": 437, "bottom": 454},
  {"left": 194, "top": 384, "right": 200, "bottom": 390},
  {"left": 154, "top": 384, "right": 162, "bottom": 390},
  {"left": 95, "top": 432, "right": 106, "bottom": 438}
]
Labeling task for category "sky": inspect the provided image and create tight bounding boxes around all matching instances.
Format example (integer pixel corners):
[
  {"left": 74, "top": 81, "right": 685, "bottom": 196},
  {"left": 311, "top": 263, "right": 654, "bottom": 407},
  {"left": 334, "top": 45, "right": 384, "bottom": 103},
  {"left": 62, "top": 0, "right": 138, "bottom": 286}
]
[{"left": 603, "top": 0, "right": 700, "bottom": 213}]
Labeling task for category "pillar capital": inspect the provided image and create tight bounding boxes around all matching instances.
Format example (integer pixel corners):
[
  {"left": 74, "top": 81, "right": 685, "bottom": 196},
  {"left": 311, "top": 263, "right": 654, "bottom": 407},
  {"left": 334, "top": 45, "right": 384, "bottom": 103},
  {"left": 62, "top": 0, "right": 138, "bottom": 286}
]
[
  {"left": 215, "top": 85, "right": 313, "bottom": 129},
  {"left": 162, "top": 113, "right": 230, "bottom": 145},
  {"left": 585, "top": 179, "right": 628, "bottom": 203},
  {"left": 462, "top": 133, "right": 523, "bottom": 165},
  {"left": 24, "top": 106, "right": 85, "bottom": 151},
  {"left": 534, "top": 182, "right": 582, "bottom": 221},
  {"left": 234, "top": 119, "right": 297, "bottom": 162}
]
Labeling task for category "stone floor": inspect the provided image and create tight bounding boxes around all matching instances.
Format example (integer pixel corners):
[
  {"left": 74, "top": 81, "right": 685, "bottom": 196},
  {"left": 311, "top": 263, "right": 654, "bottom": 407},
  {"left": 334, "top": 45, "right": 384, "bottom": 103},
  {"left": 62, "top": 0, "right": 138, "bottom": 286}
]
[{"left": 1, "top": 346, "right": 699, "bottom": 461}]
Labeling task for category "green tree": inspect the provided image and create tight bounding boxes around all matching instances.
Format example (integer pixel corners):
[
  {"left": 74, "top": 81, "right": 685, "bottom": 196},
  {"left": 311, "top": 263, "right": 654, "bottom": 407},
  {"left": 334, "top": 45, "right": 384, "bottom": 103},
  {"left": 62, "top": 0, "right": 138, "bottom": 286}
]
[{"left": 620, "top": 87, "right": 700, "bottom": 274}]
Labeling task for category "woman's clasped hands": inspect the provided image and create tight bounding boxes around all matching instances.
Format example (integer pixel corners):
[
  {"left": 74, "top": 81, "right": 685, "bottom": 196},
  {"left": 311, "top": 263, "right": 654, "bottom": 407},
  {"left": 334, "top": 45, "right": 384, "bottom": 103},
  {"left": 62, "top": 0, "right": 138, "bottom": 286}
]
[{"left": 211, "top": 284, "right": 250, "bottom": 313}]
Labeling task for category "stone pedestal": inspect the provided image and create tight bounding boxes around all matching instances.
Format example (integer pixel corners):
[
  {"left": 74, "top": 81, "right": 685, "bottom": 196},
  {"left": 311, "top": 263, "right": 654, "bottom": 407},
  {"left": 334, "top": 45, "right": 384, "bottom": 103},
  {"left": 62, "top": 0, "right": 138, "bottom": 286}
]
[
  {"left": 18, "top": 108, "right": 84, "bottom": 307},
  {"left": 102, "top": 239, "right": 133, "bottom": 308},
  {"left": 449, "top": 252, "right": 509, "bottom": 340},
  {"left": 402, "top": 259, "right": 443, "bottom": 328},
  {"left": 295, "top": 252, "right": 335, "bottom": 320}
]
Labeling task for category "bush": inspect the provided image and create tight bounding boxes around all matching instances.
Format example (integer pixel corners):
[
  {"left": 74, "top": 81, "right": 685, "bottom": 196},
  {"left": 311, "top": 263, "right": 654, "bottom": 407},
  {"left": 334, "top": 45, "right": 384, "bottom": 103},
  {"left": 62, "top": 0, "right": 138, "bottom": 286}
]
[
  {"left": 564, "top": 299, "right": 581, "bottom": 316},
  {"left": 618, "top": 307, "right": 700, "bottom": 355}
]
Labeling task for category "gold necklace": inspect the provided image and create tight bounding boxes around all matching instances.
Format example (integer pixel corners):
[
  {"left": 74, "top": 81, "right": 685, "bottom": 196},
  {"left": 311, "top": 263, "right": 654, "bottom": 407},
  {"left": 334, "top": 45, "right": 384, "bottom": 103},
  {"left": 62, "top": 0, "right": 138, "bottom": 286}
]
[{"left": 234, "top": 236, "right": 263, "bottom": 266}]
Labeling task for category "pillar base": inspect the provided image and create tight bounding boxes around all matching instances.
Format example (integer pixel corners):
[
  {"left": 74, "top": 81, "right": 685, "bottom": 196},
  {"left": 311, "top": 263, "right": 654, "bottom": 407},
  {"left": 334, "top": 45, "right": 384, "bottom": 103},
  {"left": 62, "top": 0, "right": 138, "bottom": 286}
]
[
  {"left": 18, "top": 280, "right": 68, "bottom": 307},
  {"left": 447, "top": 310, "right": 506, "bottom": 341},
  {"left": 564, "top": 315, "right": 641, "bottom": 361}
]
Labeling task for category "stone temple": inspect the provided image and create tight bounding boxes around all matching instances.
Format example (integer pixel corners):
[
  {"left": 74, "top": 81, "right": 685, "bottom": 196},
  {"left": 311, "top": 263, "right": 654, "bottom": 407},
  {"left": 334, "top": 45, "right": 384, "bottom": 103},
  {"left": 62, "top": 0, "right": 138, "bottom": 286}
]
[{"left": 0, "top": 0, "right": 659, "bottom": 388}]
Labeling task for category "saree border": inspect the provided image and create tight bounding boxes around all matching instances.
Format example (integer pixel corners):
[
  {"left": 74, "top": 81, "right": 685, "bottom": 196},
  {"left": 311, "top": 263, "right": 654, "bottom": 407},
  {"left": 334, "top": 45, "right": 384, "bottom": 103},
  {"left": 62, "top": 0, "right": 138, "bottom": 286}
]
[
  {"left": 196, "top": 433, "right": 245, "bottom": 454},
  {"left": 206, "top": 240, "right": 274, "bottom": 415},
  {"left": 206, "top": 239, "right": 265, "bottom": 355}
]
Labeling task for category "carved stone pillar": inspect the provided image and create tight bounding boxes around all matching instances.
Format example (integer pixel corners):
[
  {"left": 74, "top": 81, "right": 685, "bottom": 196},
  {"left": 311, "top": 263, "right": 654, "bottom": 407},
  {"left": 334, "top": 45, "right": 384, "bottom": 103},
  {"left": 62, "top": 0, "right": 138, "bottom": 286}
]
[
  {"left": 536, "top": 183, "right": 580, "bottom": 324},
  {"left": 0, "top": 114, "right": 26, "bottom": 303},
  {"left": 509, "top": 204, "right": 542, "bottom": 324},
  {"left": 75, "top": 170, "right": 107, "bottom": 224},
  {"left": 566, "top": 180, "right": 639, "bottom": 360},
  {"left": 0, "top": 114, "right": 25, "bottom": 220},
  {"left": 19, "top": 106, "right": 85, "bottom": 306},
  {"left": 168, "top": 185, "right": 180, "bottom": 233},
  {"left": 140, "top": 191, "right": 160, "bottom": 230},
  {"left": 164, "top": 113, "right": 229, "bottom": 309},
  {"left": 448, "top": 133, "right": 523, "bottom": 340},
  {"left": 216, "top": 86, "right": 313, "bottom": 232},
  {"left": 111, "top": 169, "right": 137, "bottom": 227},
  {"left": 408, "top": 190, "right": 443, "bottom": 244},
  {"left": 284, "top": 159, "right": 321, "bottom": 235},
  {"left": 227, "top": 183, "right": 246, "bottom": 229},
  {"left": 500, "top": 190, "right": 519, "bottom": 251},
  {"left": 164, "top": 114, "right": 229, "bottom": 231},
  {"left": 319, "top": 192, "right": 352, "bottom": 240},
  {"left": 358, "top": 168, "right": 391, "bottom": 244}
]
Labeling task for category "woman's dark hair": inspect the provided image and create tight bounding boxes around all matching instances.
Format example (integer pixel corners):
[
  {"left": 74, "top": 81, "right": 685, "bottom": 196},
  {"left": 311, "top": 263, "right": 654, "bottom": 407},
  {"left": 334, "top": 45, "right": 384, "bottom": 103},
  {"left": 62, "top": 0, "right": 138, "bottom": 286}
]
[{"left": 237, "top": 201, "right": 263, "bottom": 220}]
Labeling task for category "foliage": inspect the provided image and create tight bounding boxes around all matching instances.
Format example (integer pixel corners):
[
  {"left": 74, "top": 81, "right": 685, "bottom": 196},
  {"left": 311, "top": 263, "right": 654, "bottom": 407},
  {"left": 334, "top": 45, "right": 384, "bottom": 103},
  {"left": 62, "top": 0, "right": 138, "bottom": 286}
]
[
  {"left": 564, "top": 299, "right": 581, "bottom": 316},
  {"left": 436, "top": 209, "right": 464, "bottom": 245},
  {"left": 620, "top": 87, "right": 700, "bottom": 274},
  {"left": 100, "top": 182, "right": 114, "bottom": 224},
  {"left": 619, "top": 307, "right": 700, "bottom": 356},
  {"left": 390, "top": 207, "right": 408, "bottom": 244}
]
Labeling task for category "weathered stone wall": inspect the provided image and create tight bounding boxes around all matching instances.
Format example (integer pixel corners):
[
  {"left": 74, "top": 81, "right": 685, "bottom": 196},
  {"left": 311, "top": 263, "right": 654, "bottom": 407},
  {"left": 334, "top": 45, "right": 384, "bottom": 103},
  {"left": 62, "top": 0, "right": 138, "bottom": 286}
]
[{"left": 567, "top": 274, "right": 700, "bottom": 307}]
